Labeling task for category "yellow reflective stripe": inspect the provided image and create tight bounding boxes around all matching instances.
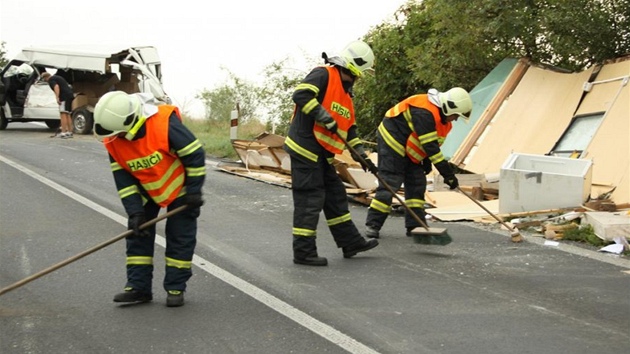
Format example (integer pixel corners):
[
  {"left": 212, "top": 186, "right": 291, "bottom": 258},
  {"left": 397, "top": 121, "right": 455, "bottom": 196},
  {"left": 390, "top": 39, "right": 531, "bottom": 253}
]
[
  {"left": 177, "top": 186, "right": 187, "bottom": 198},
  {"left": 177, "top": 139, "right": 203, "bottom": 157},
  {"left": 386, "top": 104, "right": 403, "bottom": 117},
  {"left": 378, "top": 122, "right": 405, "bottom": 156},
  {"left": 314, "top": 130, "right": 345, "bottom": 151},
  {"left": 186, "top": 166, "right": 206, "bottom": 177},
  {"left": 369, "top": 198, "right": 391, "bottom": 213},
  {"left": 326, "top": 157, "right": 335, "bottom": 164},
  {"left": 429, "top": 151, "right": 445, "bottom": 164},
  {"left": 151, "top": 174, "right": 185, "bottom": 204},
  {"left": 110, "top": 161, "right": 123, "bottom": 172},
  {"left": 403, "top": 110, "right": 415, "bottom": 132},
  {"left": 405, "top": 198, "right": 425, "bottom": 209},
  {"left": 295, "top": 83, "right": 320, "bottom": 95},
  {"left": 348, "top": 137, "right": 362, "bottom": 147},
  {"left": 141, "top": 159, "right": 183, "bottom": 191},
  {"left": 126, "top": 116, "right": 147, "bottom": 138},
  {"left": 127, "top": 256, "right": 153, "bottom": 266},
  {"left": 302, "top": 98, "right": 319, "bottom": 114},
  {"left": 406, "top": 147, "right": 424, "bottom": 163},
  {"left": 285, "top": 136, "right": 318, "bottom": 162},
  {"left": 418, "top": 131, "right": 438, "bottom": 144},
  {"left": 327, "top": 213, "right": 351, "bottom": 227},
  {"left": 406, "top": 135, "right": 425, "bottom": 162},
  {"left": 165, "top": 257, "right": 192, "bottom": 269},
  {"left": 293, "top": 227, "right": 316, "bottom": 237},
  {"left": 402, "top": 110, "right": 427, "bottom": 162},
  {"left": 119, "top": 185, "right": 140, "bottom": 199}
]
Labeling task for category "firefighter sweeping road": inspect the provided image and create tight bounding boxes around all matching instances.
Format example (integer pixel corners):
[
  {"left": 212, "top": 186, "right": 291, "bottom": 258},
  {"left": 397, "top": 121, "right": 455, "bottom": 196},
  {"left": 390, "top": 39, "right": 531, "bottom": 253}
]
[{"left": 1, "top": 125, "right": 629, "bottom": 354}]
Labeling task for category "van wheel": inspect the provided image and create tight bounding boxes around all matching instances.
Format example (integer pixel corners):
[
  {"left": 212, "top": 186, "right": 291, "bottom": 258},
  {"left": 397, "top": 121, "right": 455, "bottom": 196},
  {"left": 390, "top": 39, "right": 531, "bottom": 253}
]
[
  {"left": 0, "top": 109, "right": 7, "bottom": 130},
  {"left": 45, "top": 120, "right": 61, "bottom": 130},
  {"left": 72, "top": 108, "right": 93, "bottom": 134}
]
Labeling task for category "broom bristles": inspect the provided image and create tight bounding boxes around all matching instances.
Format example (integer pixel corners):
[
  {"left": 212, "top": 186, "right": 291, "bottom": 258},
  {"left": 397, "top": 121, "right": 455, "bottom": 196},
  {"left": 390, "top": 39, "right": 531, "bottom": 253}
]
[{"left": 412, "top": 233, "right": 453, "bottom": 246}]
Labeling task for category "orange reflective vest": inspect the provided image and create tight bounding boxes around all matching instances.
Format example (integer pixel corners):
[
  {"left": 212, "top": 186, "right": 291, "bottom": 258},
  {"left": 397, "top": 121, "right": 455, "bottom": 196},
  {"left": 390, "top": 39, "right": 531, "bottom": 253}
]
[
  {"left": 105, "top": 105, "right": 186, "bottom": 207},
  {"left": 312, "top": 66, "right": 355, "bottom": 154},
  {"left": 383, "top": 94, "right": 452, "bottom": 164}
]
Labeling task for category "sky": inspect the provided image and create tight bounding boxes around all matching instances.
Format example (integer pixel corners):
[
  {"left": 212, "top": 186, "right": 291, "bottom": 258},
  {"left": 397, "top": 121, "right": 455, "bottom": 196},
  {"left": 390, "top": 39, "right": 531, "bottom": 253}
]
[{"left": 1, "top": 0, "right": 407, "bottom": 118}]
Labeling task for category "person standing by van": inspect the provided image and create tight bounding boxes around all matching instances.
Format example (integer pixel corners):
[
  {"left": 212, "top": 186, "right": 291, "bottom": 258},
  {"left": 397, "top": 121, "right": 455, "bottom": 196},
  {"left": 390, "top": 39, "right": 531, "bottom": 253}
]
[{"left": 42, "top": 72, "right": 74, "bottom": 138}]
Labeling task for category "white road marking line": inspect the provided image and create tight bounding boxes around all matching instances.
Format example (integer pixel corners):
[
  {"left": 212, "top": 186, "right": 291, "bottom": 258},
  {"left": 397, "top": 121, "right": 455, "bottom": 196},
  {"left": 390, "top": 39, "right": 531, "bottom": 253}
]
[{"left": 0, "top": 154, "right": 380, "bottom": 354}]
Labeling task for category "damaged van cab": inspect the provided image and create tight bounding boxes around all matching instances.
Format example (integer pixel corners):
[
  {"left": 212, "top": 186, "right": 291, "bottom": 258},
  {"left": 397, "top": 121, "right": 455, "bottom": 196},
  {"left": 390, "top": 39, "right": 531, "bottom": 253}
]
[{"left": 0, "top": 45, "right": 170, "bottom": 134}]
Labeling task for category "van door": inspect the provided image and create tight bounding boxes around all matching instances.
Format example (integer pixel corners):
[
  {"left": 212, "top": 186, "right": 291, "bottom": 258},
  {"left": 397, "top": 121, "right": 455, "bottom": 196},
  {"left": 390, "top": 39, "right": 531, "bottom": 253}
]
[
  {"left": 122, "top": 48, "right": 171, "bottom": 104},
  {"left": 23, "top": 80, "right": 58, "bottom": 120}
]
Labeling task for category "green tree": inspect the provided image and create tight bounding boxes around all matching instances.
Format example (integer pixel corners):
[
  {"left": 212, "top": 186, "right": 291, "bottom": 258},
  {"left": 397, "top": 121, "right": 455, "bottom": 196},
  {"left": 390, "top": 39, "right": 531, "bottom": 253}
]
[
  {"left": 196, "top": 68, "right": 261, "bottom": 122},
  {"left": 355, "top": 1, "right": 433, "bottom": 139},
  {"left": 353, "top": 0, "right": 630, "bottom": 139},
  {"left": 258, "top": 58, "right": 310, "bottom": 135}
]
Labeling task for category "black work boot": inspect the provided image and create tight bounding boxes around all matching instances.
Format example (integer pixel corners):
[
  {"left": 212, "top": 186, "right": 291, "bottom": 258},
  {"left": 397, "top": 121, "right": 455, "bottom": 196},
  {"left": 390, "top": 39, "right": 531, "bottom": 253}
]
[
  {"left": 343, "top": 238, "right": 379, "bottom": 259},
  {"left": 166, "top": 290, "right": 185, "bottom": 307},
  {"left": 293, "top": 255, "right": 328, "bottom": 266},
  {"left": 293, "top": 236, "right": 327, "bottom": 266},
  {"left": 365, "top": 225, "right": 380, "bottom": 239},
  {"left": 113, "top": 287, "right": 152, "bottom": 303}
]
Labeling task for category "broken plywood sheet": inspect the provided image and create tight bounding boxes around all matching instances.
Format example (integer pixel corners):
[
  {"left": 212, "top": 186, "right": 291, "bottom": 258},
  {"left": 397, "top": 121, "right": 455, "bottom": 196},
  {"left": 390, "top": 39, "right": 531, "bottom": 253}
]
[
  {"left": 426, "top": 191, "right": 499, "bottom": 222},
  {"left": 231, "top": 136, "right": 290, "bottom": 173},
  {"left": 255, "top": 132, "right": 286, "bottom": 147},
  {"left": 346, "top": 168, "right": 378, "bottom": 191},
  {"left": 574, "top": 59, "right": 630, "bottom": 205},
  {"left": 461, "top": 65, "right": 593, "bottom": 174},
  {"left": 219, "top": 164, "right": 292, "bottom": 188},
  {"left": 232, "top": 140, "right": 278, "bottom": 168}
]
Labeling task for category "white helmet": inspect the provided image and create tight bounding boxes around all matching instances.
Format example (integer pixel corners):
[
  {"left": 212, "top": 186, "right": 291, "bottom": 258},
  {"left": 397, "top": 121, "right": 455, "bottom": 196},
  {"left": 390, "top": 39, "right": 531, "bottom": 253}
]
[
  {"left": 338, "top": 40, "right": 375, "bottom": 77},
  {"left": 94, "top": 91, "right": 142, "bottom": 140},
  {"left": 437, "top": 87, "right": 473, "bottom": 122}
]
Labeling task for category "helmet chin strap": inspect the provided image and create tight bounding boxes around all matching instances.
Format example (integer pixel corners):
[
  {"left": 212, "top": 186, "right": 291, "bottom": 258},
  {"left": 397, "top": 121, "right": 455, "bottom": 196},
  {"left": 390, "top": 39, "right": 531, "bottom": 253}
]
[{"left": 124, "top": 116, "right": 147, "bottom": 140}]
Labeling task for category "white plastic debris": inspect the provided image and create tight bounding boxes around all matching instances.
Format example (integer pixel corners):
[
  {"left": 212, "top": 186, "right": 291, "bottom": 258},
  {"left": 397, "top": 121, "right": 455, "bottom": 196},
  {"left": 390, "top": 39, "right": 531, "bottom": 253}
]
[{"left": 598, "top": 236, "right": 630, "bottom": 254}]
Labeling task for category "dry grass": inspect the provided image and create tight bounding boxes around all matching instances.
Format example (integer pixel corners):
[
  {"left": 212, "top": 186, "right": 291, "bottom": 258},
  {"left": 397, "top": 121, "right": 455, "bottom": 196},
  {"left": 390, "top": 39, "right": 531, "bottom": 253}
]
[{"left": 183, "top": 117, "right": 267, "bottom": 160}]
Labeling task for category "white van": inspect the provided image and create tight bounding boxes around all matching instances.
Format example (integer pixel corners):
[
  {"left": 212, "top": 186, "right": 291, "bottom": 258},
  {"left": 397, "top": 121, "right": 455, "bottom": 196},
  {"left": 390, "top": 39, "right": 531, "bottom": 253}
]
[{"left": 0, "top": 45, "right": 170, "bottom": 134}]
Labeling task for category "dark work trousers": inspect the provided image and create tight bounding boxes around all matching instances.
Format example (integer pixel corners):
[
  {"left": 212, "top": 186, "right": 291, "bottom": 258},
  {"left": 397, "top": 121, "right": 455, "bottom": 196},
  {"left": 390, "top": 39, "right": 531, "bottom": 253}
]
[
  {"left": 366, "top": 133, "right": 427, "bottom": 231},
  {"left": 290, "top": 155, "right": 363, "bottom": 259},
  {"left": 125, "top": 196, "right": 199, "bottom": 293}
]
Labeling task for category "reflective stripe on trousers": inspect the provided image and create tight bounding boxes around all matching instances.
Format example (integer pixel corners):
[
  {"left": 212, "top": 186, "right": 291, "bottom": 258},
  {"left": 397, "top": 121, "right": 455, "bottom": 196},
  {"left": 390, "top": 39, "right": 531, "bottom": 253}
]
[
  {"left": 290, "top": 155, "right": 362, "bottom": 259},
  {"left": 125, "top": 197, "right": 198, "bottom": 292}
]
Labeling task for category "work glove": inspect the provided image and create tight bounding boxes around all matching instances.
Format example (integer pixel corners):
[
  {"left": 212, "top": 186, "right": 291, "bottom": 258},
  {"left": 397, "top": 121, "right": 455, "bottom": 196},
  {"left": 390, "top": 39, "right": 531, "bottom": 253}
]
[
  {"left": 314, "top": 109, "right": 338, "bottom": 134},
  {"left": 127, "top": 212, "right": 151, "bottom": 238},
  {"left": 443, "top": 175, "right": 459, "bottom": 190},
  {"left": 421, "top": 159, "right": 432, "bottom": 175},
  {"left": 182, "top": 193, "right": 204, "bottom": 209},
  {"left": 361, "top": 155, "right": 379, "bottom": 174},
  {"left": 435, "top": 160, "right": 458, "bottom": 189},
  {"left": 324, "top": 120, "right": 338, "bottom": 134}
]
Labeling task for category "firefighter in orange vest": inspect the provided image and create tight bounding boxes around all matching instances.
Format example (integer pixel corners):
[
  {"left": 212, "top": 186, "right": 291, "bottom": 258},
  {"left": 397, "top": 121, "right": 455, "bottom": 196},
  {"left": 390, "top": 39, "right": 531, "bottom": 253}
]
[
  {"left": 365, "top": 88, "right": 472, "bottom": 239},
  {"left": 284, "top": 40, "right": 379, "bottom": 266},
  {"left": 94, "top": 91, "right": 206, "bottom": 307}
]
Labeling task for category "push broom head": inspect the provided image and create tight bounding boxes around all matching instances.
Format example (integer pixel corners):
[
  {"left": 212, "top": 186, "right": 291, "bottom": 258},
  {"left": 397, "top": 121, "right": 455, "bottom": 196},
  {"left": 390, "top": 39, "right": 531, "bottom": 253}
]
[
  {"left": 510, "top": 230, "right": 524, "bottom": 243},
  {"left": 410, "top": 227, "right": 453, "bottom": 246}
]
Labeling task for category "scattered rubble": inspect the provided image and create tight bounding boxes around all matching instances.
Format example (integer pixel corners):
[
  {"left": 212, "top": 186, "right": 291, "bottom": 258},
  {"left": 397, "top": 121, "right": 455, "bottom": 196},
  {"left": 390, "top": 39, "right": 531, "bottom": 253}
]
[{"left": 219, "top": 132, "right": 629, "bottom": 249}]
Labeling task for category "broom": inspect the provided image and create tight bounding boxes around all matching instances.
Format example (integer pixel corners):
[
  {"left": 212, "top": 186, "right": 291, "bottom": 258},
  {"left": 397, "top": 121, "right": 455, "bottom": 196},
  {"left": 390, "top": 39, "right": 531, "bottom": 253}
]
[
  {"left": 0, "top": 205, "right": 188, "bottom": 297},
  {"left": 337, "top": 134, "right": 452, "bottom": 246},
  {"left": 456, "top": 186, "right": 524, "bottom": 243}
]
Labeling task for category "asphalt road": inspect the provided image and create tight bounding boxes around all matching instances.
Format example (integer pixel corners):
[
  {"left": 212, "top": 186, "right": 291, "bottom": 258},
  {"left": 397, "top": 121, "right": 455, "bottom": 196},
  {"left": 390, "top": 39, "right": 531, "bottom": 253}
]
[{"left": 1, "top": 124, "right": 629, "bottom": 354}]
